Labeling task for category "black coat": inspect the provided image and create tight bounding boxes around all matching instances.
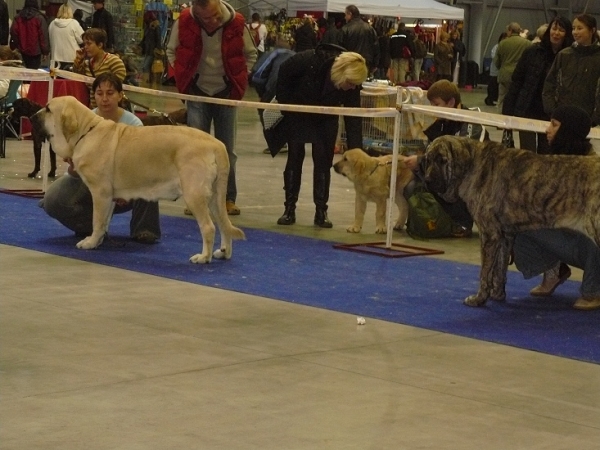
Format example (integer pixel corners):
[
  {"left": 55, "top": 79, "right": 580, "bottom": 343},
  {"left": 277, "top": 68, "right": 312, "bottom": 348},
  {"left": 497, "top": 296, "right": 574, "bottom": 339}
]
[
  {"left": 92, "top": 7, "right": 114, "bottom": 50},
  {"left": 320, "top": 24, "right": 341, "bottom": 46},
  {"left": 0, "top": 0, "right": 8, "bottom": 45},
  {"left": 503, "top": 43, "right": 555, "bottom": 120},
  {"left": 294, "top": 23, "right": 317, "bottom": 52},
  {"left": 142, "top": 21, "right": 162, "bottom": 56},
  {"left": 389, "top": 28, "right": 414, "bottom": 59},
  {"left": 276, "top": 45, "right": 362, "bottom": 149},
  {"left": 339, "top": 17, "right": 379, "bottom": 70}
]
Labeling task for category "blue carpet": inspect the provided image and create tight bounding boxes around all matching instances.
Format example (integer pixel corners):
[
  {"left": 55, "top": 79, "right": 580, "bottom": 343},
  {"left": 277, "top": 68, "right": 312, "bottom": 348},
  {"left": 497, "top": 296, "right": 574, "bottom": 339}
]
[{"left": 1, "top": 193, "right": 599, "bottom": 364}]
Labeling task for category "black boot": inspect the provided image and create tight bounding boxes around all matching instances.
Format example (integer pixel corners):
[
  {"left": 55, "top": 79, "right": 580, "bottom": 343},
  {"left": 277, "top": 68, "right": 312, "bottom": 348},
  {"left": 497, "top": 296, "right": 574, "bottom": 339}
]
[
  {"left": 277, "top": 170, "right": 301, "bottom": 225},
  {"left": 313, "top": 171, "right": 333, "bottom": 228}
]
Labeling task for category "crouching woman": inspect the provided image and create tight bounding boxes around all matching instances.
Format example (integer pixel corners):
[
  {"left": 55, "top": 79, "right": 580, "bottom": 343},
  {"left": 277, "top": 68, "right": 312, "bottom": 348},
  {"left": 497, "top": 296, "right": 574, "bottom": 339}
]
[{"left": 39, "top": 73, "right": 161, "bottom": 244}]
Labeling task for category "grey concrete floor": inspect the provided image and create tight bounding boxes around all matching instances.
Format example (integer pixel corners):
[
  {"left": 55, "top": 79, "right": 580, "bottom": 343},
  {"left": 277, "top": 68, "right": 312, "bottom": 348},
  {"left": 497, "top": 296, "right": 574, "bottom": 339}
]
[{"left": 1, "top": 85, "right": 599, "bottom": 449}]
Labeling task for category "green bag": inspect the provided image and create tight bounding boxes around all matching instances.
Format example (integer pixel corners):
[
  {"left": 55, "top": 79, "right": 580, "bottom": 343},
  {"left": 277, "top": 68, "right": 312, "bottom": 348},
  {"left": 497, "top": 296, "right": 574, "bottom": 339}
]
[{"left": 406, "top": 186, "right": 454, "bottom": 239}]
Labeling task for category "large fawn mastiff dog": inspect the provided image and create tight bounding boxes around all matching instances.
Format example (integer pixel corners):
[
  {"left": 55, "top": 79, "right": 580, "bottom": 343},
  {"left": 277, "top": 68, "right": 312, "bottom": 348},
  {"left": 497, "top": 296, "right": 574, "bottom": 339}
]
[
  {"left": 31, "top": 96, "right": 245, "bottom": 263},
  {"left": 423, "top": 135, "right": 600, "bottom": 307}
]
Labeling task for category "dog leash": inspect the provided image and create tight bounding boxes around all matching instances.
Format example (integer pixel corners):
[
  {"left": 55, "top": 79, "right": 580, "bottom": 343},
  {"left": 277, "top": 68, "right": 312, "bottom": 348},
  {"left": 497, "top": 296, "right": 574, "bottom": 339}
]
[
  {"left": 369, "top": 159, "right": 392, "bottom": 176},
  {"left": 122, "top": 95, "right": 178, "bottom": 125}
]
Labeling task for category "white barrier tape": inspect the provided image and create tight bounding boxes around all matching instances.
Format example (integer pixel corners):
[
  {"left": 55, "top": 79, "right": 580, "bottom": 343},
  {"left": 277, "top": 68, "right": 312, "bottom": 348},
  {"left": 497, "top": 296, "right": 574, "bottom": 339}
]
[
  {"left": 6, "top": 66, "right": 597, "bottom": 138},
  {"left": 0, "top": 66, "right": 52, "bottom": 81},
  {"left": 402, "top": 103, "right": 600, "bottom": 140},
  {"left": 51, "top": 69, "right": 398, "bottom": 118}
]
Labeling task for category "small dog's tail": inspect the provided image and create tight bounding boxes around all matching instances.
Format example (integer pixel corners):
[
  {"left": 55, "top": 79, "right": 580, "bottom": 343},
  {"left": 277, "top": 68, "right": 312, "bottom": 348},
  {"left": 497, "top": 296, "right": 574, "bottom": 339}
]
[{"left": 229, "top": 225, "right": 246, "bottom": 241}]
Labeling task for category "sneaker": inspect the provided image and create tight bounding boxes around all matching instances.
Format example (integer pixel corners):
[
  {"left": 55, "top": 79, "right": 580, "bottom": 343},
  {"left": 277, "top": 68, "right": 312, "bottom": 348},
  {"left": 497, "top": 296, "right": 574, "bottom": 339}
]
[
  {"left": 226, "top": 200, "right": 240, "bottom": 215},
  {"left": 573, "top": 296, "right": 600, "bottom": 311},
  {"left": 530, "top": 263, "right": 571, "bottom": 297}
]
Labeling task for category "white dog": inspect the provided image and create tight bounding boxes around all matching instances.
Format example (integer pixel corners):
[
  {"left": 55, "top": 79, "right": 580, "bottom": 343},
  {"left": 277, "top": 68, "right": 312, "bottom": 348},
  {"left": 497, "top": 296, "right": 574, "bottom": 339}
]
[{"left": 32, "top": 96, "right": 245, "bottom": 263}]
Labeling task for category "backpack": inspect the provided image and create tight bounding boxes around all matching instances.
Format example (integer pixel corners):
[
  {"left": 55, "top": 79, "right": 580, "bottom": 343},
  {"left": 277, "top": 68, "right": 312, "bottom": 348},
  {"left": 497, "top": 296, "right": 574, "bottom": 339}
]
[
  {"left": 250, "top": 48, "right": 294, "bottom": 97},
  {"left": 249, "top": 24, "right": 260, "bottom": 47},
  {"left": 406, "top": 184, "right": 454, "bottom": 239}
]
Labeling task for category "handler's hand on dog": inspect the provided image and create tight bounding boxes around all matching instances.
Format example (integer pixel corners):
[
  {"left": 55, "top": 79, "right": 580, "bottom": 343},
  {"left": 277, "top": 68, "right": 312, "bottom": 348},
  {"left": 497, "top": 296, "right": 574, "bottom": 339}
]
[{"left": 404, "top": 155, "right": 419, "bottom": 170}]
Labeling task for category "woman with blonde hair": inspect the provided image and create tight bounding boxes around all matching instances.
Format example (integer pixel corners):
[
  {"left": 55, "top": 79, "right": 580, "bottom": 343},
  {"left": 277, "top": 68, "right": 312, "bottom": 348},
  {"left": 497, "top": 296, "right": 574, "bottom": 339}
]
[
  {"left": 275, "top": 46, "right": 368, "bottom": 227},
  {"left": 48, "top": 3, "right": 84, "bottom": 69}
]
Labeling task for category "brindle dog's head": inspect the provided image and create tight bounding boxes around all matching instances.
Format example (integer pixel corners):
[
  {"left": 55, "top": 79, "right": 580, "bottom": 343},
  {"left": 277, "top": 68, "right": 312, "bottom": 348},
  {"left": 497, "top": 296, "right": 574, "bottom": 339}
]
[{"left": 423, "top": 136, "right": 475, "bottom": 203}]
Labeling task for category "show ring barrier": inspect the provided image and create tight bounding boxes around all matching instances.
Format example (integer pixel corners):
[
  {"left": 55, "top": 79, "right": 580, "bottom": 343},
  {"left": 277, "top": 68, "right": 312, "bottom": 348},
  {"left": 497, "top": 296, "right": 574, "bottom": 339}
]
[{"left": 2, "top": 65, "right": 599, "bottom": 251}]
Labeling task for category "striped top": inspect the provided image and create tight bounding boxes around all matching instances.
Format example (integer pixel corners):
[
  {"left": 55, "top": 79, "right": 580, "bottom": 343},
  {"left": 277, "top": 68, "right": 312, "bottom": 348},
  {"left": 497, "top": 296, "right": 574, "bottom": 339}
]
[{"left": 73, "top": 52, "right": 126, "bottom": 108}]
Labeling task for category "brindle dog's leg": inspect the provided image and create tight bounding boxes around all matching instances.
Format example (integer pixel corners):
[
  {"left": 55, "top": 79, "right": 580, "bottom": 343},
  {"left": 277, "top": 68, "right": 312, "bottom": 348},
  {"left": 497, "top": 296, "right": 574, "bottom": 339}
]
[{"left": 464, "top": 231, "right": 509, "bottom": 306}]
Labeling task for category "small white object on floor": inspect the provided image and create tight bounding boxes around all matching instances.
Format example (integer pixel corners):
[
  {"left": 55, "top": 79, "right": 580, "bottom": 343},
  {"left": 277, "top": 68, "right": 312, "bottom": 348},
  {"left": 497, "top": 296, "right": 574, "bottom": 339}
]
[{"left": 356, "top": 316, "right": 366, "bottom": 325}]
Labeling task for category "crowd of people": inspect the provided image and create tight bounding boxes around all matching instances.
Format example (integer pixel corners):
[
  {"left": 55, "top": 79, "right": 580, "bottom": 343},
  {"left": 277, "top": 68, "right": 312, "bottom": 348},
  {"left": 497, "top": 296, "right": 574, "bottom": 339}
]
[{"left": 2, "top": 0, "right": 600, "bottom": 309}]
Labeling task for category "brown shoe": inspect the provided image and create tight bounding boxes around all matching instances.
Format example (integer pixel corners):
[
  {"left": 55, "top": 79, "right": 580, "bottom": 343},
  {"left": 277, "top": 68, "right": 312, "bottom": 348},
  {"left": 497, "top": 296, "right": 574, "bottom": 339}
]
[
  {"left": 226, "top": 200, "right": 240, "bottom": 215},
  {"left": 530, "top": 263, "right": 571, "bottom": 297},
  {"left": 573, "top": 297, "right": 600, "bottom": 311}
]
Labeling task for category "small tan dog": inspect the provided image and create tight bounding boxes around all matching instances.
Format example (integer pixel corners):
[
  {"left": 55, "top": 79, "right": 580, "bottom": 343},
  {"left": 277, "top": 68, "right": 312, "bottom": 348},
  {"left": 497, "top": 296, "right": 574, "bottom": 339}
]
[{"left": 333, "top": 148, "right": 414, "bottom": 234}]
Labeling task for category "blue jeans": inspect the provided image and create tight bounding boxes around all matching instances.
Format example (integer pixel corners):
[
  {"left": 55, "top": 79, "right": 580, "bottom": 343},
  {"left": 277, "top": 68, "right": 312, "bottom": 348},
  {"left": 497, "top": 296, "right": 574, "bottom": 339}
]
[
  {"left": 514, "top": 229, "right": 600, "bottom": 298},
  {"left": 186, "top": 100, "right": 237, "bottom": 202},
  {"left": 142, "top": 54, "right": 154, "bottom": 73}
]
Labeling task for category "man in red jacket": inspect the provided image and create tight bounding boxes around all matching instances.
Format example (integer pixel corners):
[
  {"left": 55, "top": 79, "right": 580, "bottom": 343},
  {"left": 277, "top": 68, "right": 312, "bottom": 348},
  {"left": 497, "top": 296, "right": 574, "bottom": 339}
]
[
  {"left": 167, "top": 0, "right": 256, "bottom": 215},
  {"left": 9, "top": 0, "right": 49, "bottom": 69}
]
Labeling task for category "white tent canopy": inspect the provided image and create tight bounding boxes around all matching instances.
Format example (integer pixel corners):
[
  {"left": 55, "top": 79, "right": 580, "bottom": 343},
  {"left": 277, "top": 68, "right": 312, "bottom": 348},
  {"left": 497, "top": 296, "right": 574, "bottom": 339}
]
[{"left": 286, "top": 0, "right": 464, "bottom": 20}]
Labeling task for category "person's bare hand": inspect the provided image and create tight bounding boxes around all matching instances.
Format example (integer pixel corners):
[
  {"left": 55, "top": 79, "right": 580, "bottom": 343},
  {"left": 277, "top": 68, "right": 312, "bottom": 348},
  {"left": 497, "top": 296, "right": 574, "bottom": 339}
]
[{"left": 404, "top": 155, "right": 419, "bottom": 170}]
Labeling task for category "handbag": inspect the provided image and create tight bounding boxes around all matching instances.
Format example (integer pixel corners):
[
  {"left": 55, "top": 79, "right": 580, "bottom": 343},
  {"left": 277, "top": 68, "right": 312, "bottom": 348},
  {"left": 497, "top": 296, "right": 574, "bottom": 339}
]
[
  {"left": 151, "top": 58, "right": 164, "bottom": 74},
  {"left": 262, "top": 97, "right": 284, "bottom": 129},
  {"left": 406, "top": 183, "right": 454, "bottom": 239},
  {"left": 262, "top": 97, "right": 288, "bottom": 157}
]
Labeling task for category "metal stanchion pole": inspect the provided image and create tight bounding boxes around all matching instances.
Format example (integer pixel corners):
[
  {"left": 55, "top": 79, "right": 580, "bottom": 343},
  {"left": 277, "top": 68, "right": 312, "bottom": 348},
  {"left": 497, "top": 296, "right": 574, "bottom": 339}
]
[
  {"left": 41, "top": 61, "right": 57, "bottom": 193},
  {"left": 384, "top": 86, "right": 404, "bottom": 249}
]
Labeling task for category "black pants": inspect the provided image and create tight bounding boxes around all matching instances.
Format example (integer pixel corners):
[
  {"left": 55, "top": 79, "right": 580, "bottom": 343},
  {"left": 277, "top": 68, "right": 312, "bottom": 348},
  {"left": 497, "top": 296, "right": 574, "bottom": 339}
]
[
  {"left": 486, "top": 76, "right": 499, "bottom": 103},
  {"left": 22, "top": 54, "right": 42, "bottom": 70},
  {"left": 285, "top": 139, "right": 334, "bottom": 175}
]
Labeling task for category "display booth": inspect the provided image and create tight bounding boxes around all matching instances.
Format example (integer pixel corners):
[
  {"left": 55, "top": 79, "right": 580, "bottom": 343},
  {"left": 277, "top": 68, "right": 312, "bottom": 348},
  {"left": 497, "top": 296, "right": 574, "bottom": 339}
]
[{"left": 285, "top": 0, "right": 464, "bottom": 20}]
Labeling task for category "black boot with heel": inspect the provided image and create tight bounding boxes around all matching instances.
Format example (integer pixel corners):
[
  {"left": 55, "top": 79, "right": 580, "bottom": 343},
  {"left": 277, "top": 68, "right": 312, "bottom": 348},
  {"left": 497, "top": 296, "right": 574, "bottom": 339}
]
[
  {"left": 313, "top": 171, "right": 333, "bottom": 228},
  {"left": 277, "top": 170, "right": 301, "bottom": 225}
]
